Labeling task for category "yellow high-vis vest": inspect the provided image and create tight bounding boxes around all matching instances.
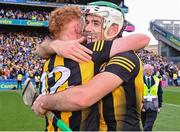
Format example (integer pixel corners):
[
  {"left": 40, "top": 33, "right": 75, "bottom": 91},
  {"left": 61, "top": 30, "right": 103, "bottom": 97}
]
[
  {"left": 144, "top": 75, "right": 160, "bottom": 97},
  {"left": 35, "top": 75, "right": 40, "bottom": 82},
  {"left": 17, "top": 74, "right": 23, "bottom": 81}
]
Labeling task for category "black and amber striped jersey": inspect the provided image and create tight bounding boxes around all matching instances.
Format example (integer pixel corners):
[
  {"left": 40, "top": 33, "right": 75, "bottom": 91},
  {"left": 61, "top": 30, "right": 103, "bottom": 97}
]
[
  {"left": 40, "top": 40, "right": 113, "bottom": 131},
  {"left": 99, "top": 51, "right": 144, "bottom": 131}
]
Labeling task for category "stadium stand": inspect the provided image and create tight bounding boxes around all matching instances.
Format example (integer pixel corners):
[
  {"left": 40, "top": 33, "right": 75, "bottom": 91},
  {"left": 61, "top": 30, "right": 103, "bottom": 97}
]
[
  {"left": 150, "top": 19, "right": 180, "bottom": 62},
  {"left": 150, "top": 19, "right": 180, "bottom": 86},
  {"left": 137, "top": 49, "right": 180, "bottom": 86},
  {"left": 0, "top": 28, "right": 46, "bottom": 78},
  {"left": 0, "top": 0, "right": 53, "bottom": 90}
]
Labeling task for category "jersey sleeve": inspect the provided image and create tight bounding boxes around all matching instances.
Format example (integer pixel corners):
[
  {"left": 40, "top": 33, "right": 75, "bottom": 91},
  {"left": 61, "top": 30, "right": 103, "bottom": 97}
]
[
  {"left": 86, "top": 40, "right": 113, "bottom": 65},
  {"left": 103, "top": 51, "right": 139, "bottom": 83}
]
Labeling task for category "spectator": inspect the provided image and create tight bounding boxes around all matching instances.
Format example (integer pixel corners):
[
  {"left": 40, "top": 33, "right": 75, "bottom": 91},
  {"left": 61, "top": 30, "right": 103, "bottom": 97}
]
[{"left": 141, "top": 64, "right": 163, "bottom": 131}]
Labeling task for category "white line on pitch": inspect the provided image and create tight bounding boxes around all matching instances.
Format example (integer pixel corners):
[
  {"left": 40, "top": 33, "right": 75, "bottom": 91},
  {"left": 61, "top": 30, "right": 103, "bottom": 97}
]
[{"left": 164, "top": 103, "right": 180, "bottom": 107}]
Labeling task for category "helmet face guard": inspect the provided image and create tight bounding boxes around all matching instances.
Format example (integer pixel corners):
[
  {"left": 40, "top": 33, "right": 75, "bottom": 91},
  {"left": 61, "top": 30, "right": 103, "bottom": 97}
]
[
  {"left": 79, "top": 15, "right": 86, "bottom": 35},
  {"left": 83, "top": 2, "right": 125, "bottom": 39}
]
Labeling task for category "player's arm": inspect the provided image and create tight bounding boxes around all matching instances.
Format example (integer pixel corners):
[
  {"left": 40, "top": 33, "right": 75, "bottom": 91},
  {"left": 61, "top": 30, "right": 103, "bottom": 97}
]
[
  {"left": 34, "top": 37, "right": 92, "bottom": 62},
  {"left": 32, "top": 71, "right": 123, "bottom": 113},
  {"left": 34, "top": 38, "right": 54, "bottom": 59},
  {"left": 110, "top": 33, "right": 150, "bottom": 57}
]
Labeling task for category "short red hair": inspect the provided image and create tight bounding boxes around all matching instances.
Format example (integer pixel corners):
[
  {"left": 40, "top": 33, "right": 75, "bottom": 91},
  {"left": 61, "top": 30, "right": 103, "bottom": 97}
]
[{"left": 49, "top": 6, "right": 81, "bottom": 38}]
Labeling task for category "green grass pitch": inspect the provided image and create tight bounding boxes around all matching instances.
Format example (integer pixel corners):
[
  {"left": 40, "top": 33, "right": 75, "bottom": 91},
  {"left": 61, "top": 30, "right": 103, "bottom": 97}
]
[
  {"left": 0, "top": 87, "right": 180, "bottom": 131},
  {"left": 0, "top": 90, "right": 44, "bottom": 131}
]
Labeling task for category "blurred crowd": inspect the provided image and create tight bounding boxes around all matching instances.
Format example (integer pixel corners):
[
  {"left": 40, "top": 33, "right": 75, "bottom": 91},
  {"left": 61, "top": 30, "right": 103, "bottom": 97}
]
[
  {"left": 0, "top": 31, "right": 46, "bottom": 81},
  {"left": 0, "top": 8, "right": 49, "bottom": 21},
  {"left": 137, "top": 49, "right": 180, "bottom": 86}
]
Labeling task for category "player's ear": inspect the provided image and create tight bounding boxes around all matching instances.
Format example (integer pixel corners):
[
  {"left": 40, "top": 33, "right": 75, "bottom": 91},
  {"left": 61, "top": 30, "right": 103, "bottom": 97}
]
[{"left": 106, "top": 24, "right": 119, "bottom": 38}]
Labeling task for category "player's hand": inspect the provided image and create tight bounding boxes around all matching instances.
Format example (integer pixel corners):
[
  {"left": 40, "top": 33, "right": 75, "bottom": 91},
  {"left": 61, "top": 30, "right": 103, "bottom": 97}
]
[
  {"left": 158, "top": 108, "right": 161, "bottom": 113},
  {"left": 50, "top": 37, "right": 93, "bottom": 62},
  {"left": 33, "top": 38, "right": 54, "bottom": 59},
  {"left": 32, "top": 95, "right": 47, "bottom": 117}
]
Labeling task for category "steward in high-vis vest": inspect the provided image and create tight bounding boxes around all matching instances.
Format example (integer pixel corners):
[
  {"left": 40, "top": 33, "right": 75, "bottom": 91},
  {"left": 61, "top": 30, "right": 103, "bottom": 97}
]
[
  {"left": 141, "top": 64, "right": 163, "bottom": 131},
  {"left": 35, "top": 74, "right": 41, "bottom": 89},
  {"left": 17, "top": 73, "right": 23, "bottom": 90}
]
